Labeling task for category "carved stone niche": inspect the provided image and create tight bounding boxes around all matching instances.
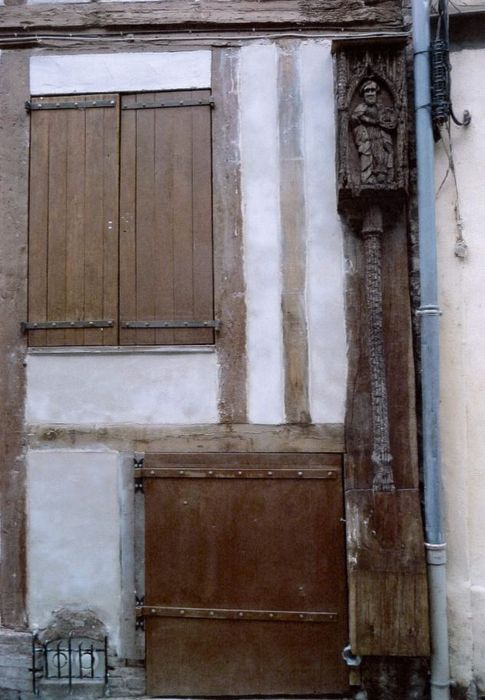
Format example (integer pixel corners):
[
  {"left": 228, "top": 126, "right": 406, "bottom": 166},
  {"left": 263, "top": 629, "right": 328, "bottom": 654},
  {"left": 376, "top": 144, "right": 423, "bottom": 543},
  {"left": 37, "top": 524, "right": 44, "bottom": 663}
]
[{"left": 334, "top": 39, "right": 408, "bottom": 219}]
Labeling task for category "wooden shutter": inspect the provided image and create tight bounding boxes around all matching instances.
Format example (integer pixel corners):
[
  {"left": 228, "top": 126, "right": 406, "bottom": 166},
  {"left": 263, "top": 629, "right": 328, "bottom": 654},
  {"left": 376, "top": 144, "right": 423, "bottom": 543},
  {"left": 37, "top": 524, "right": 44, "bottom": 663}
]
[
  {"left": 119, "top": 90, "right": 214, "bottom": 345},
  {"left": 28, "top": 94, "right": 119, "bottom": 346}
]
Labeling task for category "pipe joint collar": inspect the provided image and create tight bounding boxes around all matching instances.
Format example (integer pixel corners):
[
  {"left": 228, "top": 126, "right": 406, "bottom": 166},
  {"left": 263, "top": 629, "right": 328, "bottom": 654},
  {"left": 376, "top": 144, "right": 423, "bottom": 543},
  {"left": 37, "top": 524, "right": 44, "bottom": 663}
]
[{"left": 425, "top": 541, "right": 447, "bottom": 565}]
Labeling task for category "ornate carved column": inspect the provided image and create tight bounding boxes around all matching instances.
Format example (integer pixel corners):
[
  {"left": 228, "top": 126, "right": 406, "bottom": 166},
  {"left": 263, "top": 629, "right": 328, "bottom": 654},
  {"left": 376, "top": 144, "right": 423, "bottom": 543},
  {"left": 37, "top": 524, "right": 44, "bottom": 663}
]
[
  {"left": 361, "top": 205, "right": 394, "bottom": 491},
  {"left": 335, "top": 41, "right": 408, "bottom": 493}
]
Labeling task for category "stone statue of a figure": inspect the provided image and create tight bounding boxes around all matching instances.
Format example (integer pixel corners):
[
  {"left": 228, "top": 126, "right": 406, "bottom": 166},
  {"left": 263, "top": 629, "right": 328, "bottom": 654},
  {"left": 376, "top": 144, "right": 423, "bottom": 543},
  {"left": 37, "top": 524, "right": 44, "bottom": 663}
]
[{"left": 351, "top": 79, "right": 397, "bottom": 185}]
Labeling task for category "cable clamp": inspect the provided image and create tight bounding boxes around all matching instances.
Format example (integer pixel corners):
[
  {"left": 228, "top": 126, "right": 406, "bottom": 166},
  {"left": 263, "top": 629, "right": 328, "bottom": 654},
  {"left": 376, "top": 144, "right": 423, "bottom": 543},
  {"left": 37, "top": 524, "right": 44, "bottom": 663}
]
[
  {"left": 425, "top": 542, "right": 447, "bottom": 565},
  {"left": 416, "top": 305, "right": 442, "bottom": 316}
]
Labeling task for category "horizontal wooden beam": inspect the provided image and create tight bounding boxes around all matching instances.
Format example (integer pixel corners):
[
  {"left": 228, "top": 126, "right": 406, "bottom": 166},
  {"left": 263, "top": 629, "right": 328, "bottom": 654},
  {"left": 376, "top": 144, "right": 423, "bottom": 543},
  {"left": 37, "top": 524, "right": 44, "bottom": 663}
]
[
  {"left": 0, "top": 1, "right": 402, "bottom": 32},
  {"left": 27, "top": 422, "right": 345, "bottom": 453}
]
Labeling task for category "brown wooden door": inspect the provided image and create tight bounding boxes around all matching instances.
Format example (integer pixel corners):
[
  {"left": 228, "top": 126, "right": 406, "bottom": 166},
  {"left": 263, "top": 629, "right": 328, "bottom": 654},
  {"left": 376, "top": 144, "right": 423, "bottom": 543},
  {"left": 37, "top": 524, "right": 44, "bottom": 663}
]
[{"left": 142, "top": 453, "right": 349, "bottom": 696}]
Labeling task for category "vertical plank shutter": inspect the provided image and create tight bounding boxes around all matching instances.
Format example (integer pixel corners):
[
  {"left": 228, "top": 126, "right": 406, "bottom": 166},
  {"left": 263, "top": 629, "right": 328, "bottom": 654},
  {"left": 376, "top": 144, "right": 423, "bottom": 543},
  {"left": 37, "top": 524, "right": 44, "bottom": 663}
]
[
  {"left": 28, "top": 94, "right": 119, "bottom": 346},
  {"left": 119, "top": 90, "right": 214, "bottom": 346}
]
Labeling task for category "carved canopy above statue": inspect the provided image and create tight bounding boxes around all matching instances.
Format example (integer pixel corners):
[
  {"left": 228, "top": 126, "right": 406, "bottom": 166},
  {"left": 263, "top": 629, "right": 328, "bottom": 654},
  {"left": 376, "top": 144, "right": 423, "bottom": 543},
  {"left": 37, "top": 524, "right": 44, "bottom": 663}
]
[{"left": 334, "top": 40, "right": 408, "bottom": 215}]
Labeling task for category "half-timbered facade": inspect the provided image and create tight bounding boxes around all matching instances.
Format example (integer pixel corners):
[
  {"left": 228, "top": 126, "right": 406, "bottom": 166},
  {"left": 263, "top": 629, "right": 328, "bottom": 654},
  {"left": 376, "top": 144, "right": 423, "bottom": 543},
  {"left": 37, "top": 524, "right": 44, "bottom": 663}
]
[{"left": 0, "top": 1, "right": 433, "bottom": 698}]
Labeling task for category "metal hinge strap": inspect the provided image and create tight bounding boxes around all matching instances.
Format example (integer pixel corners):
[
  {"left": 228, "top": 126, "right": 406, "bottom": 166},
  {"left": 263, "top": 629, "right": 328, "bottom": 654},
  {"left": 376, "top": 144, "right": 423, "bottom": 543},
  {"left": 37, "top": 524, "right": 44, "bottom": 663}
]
[
  {"left": 139, "top": 467, "right": 338, "bottom": 480},
  {"left": 121, "top": 320, "right": 220, "bottom": 330},
  {"left": 122, "top": 98, "right": 214, "bottom": 110},
  {"left": 26, "top": 99, "right": 116, "bottom": 111},
  {"left": 138, "top": 605, "right": 338, "bottom": 623},
  {"left": 21, "top": 320, "right": 114, "bottom": 332}
]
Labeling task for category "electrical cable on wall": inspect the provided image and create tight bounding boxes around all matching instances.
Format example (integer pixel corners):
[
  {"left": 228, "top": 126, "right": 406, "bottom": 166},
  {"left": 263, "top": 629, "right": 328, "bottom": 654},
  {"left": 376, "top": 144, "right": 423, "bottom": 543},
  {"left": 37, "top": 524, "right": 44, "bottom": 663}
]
[{"left": 432, "top": 0, "right": 471, "bottom": 258}]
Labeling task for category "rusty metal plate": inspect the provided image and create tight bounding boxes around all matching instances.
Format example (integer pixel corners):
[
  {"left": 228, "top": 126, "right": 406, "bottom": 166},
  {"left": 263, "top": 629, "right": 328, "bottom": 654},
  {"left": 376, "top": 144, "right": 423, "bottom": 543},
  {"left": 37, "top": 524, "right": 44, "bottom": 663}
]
[{"left": 144, "top": 452, "right": 348, "bottom": 696}]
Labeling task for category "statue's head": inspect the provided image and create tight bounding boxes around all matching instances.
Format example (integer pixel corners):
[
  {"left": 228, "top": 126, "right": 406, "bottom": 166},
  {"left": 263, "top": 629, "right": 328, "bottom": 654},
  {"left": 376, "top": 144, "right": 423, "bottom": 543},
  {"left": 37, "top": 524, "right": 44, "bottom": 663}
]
[{"left": 360, "top": 79, "right": 379, "bottom": 105}]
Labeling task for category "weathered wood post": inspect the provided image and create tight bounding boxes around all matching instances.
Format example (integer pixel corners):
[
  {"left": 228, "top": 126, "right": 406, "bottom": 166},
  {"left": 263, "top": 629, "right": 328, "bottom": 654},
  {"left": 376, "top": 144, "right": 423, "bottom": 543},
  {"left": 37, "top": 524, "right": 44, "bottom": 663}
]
[{"left": 334, "top": 40, "right": 430, "bottom": 667}]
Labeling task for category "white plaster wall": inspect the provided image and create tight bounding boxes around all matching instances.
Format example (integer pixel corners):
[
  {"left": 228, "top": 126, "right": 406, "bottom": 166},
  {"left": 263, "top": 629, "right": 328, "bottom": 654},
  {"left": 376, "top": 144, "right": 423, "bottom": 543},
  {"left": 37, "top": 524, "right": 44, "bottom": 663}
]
[
  {"left": 26, "top": 352, "right": 219, "bottom": 425},
  {"left": 30, "top": 51, "right": 211, "bottom": 95},
  {"left": 300, "top": 41, "right": 347, "bottom": 423},
  {"left": 239, "top": 41, "right": 347, "bottom": 425},
  {"left": 27, "top": 450, "right": 130, "bottom": 653},
  {"left": 436, "top": 48, "right": 485, "bottom": 690},
  {"left": 239, "top": 44, "right": 285, "bottom": 424}
]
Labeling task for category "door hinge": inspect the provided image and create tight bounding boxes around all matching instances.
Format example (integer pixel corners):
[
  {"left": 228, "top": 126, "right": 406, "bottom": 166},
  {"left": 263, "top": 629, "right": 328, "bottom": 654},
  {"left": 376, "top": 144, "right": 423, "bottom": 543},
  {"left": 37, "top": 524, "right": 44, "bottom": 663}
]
[
  {"left": 21, "top": 320, "right": 114, "bottom": 332},
  {"left": 136, "top": 595, "right": 145, "bottom": 631},
  {"left": 122, "top": 97, "right": 214, "bottom": 110},
  {"left": 26, "top": 99, "right": 116, "bottom": 112},
  {"left": 121, "top": 319, "right": 221, "bottom": 330},
  {"left": 134, "top": 454, "right": 144, "bottom": 494}
]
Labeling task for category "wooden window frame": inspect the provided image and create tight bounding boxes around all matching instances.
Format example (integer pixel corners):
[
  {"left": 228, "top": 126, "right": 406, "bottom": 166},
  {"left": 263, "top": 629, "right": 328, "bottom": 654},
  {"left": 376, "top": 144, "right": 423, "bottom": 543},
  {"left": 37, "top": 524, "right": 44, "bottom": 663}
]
[{"left": 26, "top": 90, "right": 216, "bottom": 348}]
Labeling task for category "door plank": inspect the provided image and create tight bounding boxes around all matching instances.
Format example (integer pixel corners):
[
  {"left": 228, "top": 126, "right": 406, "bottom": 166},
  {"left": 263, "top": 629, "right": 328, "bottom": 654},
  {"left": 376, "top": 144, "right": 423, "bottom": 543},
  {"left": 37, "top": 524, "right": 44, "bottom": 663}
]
[
  {"left": 119, "top": 98, "right": 137, "bottom": 346},
  {"left": 28, "top": 109, "right": 50, "bottom": 347},
  {"left": 191, "top": 95, "right": 214, "bottom": 344},
  {"left": 64, "top": 102, "right": 86, "bottom": 346},
  {"left": 135, "top": 93, "right": 157, "bottom": 346},
  {"left": 101, "top": 98, "right": 120, "bottom": 346},
  {"left": 46, "top": 107, "right": 68, "bottom": 346}
]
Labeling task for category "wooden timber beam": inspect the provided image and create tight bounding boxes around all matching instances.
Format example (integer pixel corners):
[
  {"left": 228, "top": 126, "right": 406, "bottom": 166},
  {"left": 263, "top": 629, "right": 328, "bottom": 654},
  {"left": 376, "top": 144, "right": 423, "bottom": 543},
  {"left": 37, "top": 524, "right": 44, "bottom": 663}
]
[{"left": 0, "top": 1, "right": 403, "bottom": 32}]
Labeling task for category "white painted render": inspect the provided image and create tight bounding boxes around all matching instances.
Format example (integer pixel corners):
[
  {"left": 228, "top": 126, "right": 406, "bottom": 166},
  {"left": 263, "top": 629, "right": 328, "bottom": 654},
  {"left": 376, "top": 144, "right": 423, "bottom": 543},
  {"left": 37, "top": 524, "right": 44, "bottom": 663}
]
[
  {"left": 435, "top": 48, "right": 485, "bottom": 691},
  {"left": 27, "top": 450, "right": 131, "bottom": 653},
  {"left": 30, "top": 51, "right": 212, "bottom": 95},
  {"left": 300, "top": 41, "right": 347, "bottom": 424},
  {"left": 26, "top": 352, "right": 219, "bottom": 425},
  {"left": 239, "top": 44, "right": 285, "bottom": 424}
]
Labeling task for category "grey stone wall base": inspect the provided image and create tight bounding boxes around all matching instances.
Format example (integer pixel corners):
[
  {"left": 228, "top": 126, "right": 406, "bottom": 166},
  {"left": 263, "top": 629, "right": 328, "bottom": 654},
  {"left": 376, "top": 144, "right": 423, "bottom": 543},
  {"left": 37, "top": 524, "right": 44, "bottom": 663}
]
[
  {"left": 108, "top": 664, "right": 146, "bottom": 697},
  {"left": 38, "top": 679, "right": 105, "bottom": 699},
  {"left": 0, "top": 690, "right": 36, "bottom": 700},
  {"left": 0, "top": 627, "right": 34, "bottom": 697},
  {"left": 0, "top": 627, "right": 146, "bottom": 699}
]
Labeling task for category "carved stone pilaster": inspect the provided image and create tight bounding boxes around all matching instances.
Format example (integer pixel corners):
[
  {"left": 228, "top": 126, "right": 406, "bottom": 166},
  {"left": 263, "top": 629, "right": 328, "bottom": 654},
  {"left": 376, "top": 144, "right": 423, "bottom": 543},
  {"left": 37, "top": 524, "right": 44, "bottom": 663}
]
[{"left": 334, "top": 40, "right": 408, "bottom": 492}]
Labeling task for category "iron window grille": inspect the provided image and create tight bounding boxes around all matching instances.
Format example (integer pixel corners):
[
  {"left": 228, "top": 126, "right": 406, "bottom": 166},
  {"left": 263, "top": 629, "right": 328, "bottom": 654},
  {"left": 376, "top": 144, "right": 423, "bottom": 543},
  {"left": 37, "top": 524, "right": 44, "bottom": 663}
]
[{"left": 31, "top": 633, "right": 108, "bottom": 695}]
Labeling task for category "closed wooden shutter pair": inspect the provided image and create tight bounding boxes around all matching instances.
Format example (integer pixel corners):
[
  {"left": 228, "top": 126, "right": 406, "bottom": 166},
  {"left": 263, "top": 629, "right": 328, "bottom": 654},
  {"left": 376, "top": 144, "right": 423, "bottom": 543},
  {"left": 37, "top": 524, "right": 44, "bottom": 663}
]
[{"left": 27, "top": 91, "right": 214, "bottom": 346}]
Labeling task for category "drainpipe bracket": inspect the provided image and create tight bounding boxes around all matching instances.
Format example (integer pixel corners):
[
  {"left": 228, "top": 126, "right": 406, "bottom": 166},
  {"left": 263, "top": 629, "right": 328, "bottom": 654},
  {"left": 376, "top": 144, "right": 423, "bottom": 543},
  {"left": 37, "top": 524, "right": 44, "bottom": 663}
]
[
  {"left": 416, "top": 305, "right": 442, "bottom": 316},
  {"left": 342, "top": 644, "right": 362, "bottom": 667},
  {"left": 425, "top": 542, "right": 447, "bottom": 565}
]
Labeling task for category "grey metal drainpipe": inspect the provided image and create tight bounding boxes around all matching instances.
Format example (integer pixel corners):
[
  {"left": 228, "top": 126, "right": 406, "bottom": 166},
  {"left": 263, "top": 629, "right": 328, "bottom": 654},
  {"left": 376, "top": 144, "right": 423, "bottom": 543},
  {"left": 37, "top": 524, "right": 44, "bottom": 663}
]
[{"left": 411, "top": 1, "right": 451, "bottom": 699}]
